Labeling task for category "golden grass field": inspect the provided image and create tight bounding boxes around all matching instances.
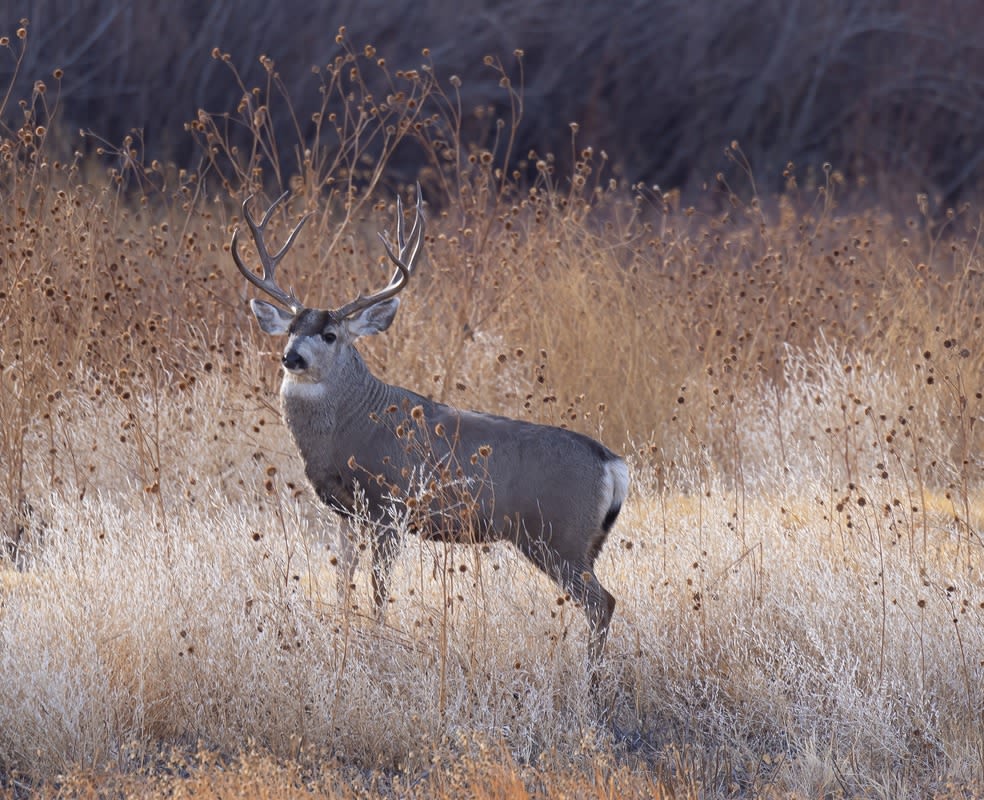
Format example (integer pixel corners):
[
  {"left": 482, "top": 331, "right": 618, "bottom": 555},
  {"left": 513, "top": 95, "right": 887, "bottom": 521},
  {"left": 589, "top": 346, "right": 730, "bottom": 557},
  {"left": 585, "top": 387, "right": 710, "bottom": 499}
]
[{"left": 2, "top": 36, "right": 984, "bottom": 799}]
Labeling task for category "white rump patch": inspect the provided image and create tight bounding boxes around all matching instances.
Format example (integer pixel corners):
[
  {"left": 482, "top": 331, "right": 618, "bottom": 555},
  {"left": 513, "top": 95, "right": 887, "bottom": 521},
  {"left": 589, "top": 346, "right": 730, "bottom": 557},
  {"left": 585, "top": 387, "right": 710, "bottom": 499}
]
[{"left": 600, "top": 458, "right": 630, "bottom": 524}]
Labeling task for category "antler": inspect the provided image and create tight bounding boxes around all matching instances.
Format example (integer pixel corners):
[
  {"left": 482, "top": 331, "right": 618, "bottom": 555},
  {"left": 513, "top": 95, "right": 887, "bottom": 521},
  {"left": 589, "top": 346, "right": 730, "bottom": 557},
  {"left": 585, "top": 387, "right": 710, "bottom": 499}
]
[
  {"left": 333, "top": 184, "right": 426, "bottom": 320},
  {"left": 231, "top": 192, "right": 311, "bottom": 313}
]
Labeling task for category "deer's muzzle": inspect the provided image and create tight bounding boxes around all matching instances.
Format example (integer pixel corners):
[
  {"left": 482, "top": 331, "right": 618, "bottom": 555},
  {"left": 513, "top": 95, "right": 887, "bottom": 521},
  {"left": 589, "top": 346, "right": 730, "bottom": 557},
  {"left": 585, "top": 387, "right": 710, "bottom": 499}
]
[{"left": 282, "top": 349, "right": 307, "bottom": 372}]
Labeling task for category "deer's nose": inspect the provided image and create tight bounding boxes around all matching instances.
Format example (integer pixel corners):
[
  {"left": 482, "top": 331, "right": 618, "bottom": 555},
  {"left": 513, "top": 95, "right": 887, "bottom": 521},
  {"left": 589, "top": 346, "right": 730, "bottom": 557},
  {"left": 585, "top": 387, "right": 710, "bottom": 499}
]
[{"left": 282, "top": 349, "right": 307, "bottom": 372}]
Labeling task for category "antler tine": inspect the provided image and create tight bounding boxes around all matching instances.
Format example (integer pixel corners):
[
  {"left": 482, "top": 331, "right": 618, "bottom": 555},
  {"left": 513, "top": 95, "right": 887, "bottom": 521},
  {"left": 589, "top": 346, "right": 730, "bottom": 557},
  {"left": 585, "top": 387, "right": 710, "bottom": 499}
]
[
  {"left": 396, "top": 185, "right": 425, "bottom": 270},
  {"left": 232, "top": 191, "right": 310, "bottom": 313},
  {"left": 334, "top": 184, "right": 426, "bottom": 320}
]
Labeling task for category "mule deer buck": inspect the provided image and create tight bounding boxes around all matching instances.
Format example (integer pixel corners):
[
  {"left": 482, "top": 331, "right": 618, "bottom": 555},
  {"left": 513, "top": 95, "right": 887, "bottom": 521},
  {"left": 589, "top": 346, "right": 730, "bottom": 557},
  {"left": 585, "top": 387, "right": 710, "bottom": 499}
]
[{"left": 232, "top": 187, "right": 629, "bottom": 661}]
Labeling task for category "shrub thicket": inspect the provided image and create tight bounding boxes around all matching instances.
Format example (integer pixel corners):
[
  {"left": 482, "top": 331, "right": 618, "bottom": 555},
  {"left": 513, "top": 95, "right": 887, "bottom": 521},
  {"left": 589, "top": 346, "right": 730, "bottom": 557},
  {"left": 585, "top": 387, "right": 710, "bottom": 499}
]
[{"left": 6, "top": 1, "right": 984, "bottom": 202}]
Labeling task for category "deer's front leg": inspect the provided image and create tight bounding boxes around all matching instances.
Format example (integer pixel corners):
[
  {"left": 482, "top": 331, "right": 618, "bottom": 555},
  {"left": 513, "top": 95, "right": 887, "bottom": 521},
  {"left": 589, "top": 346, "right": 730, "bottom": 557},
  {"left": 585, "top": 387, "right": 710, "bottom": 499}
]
[
  {"left": 335, "top": 516, "right": 360, "bottom": 606},
  {"left": 370, "top": 525, "right": 401, "bottom": 615}
]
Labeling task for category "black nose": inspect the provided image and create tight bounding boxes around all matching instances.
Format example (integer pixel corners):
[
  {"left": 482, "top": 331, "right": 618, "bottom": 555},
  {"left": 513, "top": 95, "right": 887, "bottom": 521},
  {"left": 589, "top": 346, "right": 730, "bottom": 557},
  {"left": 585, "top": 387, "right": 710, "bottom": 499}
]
[{"left": 282, "top": 350, "right": 307, "bottom": 371}]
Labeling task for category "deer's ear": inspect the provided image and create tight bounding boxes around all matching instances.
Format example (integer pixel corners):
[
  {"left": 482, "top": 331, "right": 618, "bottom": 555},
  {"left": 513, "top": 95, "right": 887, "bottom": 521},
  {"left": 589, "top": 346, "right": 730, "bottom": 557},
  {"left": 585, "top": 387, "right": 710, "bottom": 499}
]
[
  {"left": 345, "top": 297, "right": 400, "bottom": 338},
  {"left": 250, "top": 299, "right": 294, "bottom": 335}
]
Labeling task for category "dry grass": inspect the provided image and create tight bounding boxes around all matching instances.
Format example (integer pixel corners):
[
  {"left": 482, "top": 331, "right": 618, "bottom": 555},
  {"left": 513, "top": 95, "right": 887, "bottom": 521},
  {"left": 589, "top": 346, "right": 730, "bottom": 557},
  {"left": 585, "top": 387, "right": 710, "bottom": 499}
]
[{"left": 2, "top": 39, "right": 984, "bottom": 800}]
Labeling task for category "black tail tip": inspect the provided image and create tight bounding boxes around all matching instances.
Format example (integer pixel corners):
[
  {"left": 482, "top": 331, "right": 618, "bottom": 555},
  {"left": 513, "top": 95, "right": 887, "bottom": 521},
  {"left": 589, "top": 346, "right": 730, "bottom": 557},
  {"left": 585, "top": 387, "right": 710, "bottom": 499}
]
[{"left": 601, "top": 502, "right": 622, "bottom": 533}]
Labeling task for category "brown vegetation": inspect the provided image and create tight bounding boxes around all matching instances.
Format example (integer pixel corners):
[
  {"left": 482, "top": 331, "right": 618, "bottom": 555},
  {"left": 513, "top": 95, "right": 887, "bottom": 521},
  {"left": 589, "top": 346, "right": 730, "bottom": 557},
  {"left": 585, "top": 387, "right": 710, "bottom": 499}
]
[{"left": 2, "top": 21, "right": 984, "bottom": 799}]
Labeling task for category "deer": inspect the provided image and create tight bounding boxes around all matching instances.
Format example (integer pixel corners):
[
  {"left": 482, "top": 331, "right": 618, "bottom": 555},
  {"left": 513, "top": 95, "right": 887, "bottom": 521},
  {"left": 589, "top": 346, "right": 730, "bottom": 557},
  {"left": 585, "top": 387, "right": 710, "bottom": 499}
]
[{"left": 231, "top": 187, "right": 630, "bottom": 663}]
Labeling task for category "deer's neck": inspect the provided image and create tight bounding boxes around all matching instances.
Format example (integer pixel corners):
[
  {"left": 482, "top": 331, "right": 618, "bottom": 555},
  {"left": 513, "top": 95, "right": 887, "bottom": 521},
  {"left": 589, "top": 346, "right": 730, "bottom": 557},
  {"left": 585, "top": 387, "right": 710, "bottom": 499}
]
[{"left": 279, "top": 348, "right": 408, "bottom": 462}]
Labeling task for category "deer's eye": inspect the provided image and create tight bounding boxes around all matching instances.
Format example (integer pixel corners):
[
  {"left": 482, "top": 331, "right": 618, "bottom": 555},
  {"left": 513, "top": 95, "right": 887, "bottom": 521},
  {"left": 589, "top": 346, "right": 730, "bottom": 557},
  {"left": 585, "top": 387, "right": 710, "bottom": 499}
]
[{"left": 321, "top": 331, "right": 337, "bottom": 344}]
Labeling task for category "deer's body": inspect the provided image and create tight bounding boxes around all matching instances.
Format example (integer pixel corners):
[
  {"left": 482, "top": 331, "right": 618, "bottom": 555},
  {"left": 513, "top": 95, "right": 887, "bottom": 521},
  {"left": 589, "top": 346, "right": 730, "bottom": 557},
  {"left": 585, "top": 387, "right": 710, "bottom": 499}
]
[
  {"left": 234, "top": 190, "right": 629, "bottom": 661},
  {"left": 282, "top": 343, "right": 627, "bottom": 543}
]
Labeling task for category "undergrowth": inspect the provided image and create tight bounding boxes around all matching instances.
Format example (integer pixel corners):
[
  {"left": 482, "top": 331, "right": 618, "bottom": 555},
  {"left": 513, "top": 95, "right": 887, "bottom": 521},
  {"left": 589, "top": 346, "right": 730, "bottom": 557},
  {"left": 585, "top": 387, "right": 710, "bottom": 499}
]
[{"left": 1, "top": 22, "right": 983, "bottom": 799}]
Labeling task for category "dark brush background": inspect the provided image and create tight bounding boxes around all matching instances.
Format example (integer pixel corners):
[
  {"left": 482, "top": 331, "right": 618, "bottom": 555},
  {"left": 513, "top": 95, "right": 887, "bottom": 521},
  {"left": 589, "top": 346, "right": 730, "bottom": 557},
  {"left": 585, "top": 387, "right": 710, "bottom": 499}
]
[{"left": 5, "top": 0, "right": 983, "bottom": 203}]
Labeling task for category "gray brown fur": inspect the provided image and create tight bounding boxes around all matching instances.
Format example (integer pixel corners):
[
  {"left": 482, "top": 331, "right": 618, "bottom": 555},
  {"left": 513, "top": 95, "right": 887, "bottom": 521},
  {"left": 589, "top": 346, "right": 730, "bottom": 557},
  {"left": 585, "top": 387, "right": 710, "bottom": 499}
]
[{"left": 235, "top": 190, "right": 629, "bottom": 661}]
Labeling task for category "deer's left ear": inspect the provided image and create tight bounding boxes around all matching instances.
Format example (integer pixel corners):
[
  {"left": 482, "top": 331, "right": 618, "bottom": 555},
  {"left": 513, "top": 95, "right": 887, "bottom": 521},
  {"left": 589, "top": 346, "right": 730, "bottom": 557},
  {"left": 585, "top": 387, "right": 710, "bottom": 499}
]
[{"left": 345, "top": 297, "right": 400, "bottom": 337}]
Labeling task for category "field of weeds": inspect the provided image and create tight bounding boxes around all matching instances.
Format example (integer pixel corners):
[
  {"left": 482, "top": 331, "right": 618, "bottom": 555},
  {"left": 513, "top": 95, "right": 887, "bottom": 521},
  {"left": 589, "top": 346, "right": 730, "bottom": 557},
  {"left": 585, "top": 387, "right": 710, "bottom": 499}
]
[{"left": 2, "top": 27, "right": 984, "bottom": 799}]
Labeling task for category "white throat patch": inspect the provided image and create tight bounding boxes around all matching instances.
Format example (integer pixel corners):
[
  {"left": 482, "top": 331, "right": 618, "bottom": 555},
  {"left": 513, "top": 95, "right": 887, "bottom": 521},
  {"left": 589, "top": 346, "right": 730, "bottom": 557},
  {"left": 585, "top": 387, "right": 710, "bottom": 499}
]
[{"left": 281, "top": 377, "right": 329, "bottom": 402}]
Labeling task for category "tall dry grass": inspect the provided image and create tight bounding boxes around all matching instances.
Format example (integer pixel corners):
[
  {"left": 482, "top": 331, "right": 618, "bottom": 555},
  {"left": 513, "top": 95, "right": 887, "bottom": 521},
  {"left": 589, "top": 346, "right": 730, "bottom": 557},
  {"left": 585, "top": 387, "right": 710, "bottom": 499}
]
[{"left": 2, "top": 32, "right": 984, "bottom": 799}]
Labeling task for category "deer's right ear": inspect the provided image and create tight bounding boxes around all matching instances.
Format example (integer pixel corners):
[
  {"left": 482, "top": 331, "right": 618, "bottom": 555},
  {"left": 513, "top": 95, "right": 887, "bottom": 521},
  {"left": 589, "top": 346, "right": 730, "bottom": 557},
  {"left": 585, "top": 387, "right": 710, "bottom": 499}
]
[{"left": 249, "top": 298, "right": 294, "bottom": 335}]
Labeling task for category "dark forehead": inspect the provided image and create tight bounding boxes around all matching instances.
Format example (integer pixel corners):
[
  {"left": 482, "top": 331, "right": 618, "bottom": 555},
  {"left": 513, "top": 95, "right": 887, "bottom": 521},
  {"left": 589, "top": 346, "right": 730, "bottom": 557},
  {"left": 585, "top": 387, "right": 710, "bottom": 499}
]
[{"left": 288, "top": 308, "right": 338, "bottom": 334}]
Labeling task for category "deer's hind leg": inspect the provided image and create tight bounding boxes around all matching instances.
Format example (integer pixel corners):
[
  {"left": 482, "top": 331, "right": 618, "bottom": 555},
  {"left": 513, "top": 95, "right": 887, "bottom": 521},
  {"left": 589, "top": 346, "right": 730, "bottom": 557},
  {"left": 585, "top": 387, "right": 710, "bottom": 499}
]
[
  {"left": 517, "top": 536, "right": 616, "bottom": 663},
  {"left": 563, "top": 561, "right": 616, "bottom": 663}
]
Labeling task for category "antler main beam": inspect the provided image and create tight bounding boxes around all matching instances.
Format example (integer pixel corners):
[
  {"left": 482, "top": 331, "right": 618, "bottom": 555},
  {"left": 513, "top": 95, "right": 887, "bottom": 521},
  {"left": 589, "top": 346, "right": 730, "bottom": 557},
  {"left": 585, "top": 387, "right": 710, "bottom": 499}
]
[
  {"left": 232, "top": 192, "right": 311, "bottom": 313},
  {"left": 333, "top": 184, "right": 425, "bottom": 320}
]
